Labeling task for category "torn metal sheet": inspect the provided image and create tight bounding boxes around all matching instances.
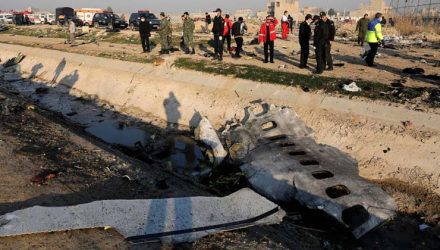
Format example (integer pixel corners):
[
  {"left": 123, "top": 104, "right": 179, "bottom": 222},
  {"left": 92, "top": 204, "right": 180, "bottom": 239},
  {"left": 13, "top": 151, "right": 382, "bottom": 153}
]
[
  {"left": 195, "top": 117, "right": 227, "bottom": 166},
  {"left": 0, "top": 188, "right": 285, "bottom": 243},
  {"left": 226, "top": 103, "right": 396, "bottom": 238}
]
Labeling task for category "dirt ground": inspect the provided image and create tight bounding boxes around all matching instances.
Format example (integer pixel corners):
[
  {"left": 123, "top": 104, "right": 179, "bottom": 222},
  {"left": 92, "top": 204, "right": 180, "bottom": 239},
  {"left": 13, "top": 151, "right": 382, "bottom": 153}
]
[
  {"left": 1, "top": 24, "right": 440, "bottom": 249},
  {"left": 1, "top": 24, "right": 439, "bottom": 91},
  {"left": 1, "top": 78, "right": 440, "bottom": 249}
]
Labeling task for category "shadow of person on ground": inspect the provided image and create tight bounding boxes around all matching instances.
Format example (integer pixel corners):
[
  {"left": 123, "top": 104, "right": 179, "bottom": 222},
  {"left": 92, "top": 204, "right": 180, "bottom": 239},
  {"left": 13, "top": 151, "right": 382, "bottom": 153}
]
[
  {"left": 29, "top": 63, "right": 43, "bottom": 79},
  {"left": 51, "top": 58, "right": 66, "bottom": 84},
  {"left": 58, "top": 70, "right": 79, "bottom": 89},
  {"left": 163, "top": 92, "right": 181, "bottom": 130}
]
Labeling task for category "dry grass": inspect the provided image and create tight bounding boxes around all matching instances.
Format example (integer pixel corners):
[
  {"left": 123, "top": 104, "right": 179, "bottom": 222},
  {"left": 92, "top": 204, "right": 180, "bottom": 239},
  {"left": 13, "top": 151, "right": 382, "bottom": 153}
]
[{"left": 395, "top": 16, "right": 440, "bottom": 38}]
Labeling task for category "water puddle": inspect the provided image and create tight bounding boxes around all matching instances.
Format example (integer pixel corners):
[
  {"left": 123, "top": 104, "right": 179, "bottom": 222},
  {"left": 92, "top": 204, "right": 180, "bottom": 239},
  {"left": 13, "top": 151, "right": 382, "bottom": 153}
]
[
  {"left": 1, "top": 79, "right": 213, "bottom": 177},
  {"left": 165, "top": 136, "right": 207, "bottom": 175},
  {"left": 85, "top": 121, "right": 149, "bottom": 148},
  {"left": 3, "top": 80, "right": 151, "bottom": 148}
]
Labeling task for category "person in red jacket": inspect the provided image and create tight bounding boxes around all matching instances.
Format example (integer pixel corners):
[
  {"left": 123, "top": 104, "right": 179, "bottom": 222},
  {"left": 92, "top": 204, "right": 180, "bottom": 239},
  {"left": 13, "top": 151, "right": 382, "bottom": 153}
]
[
  {"left": 223, "top": 14, "right": 233, "bottom": 52},
  {"left": 259, "top": 15, "right": 278, "bottom": 63}
]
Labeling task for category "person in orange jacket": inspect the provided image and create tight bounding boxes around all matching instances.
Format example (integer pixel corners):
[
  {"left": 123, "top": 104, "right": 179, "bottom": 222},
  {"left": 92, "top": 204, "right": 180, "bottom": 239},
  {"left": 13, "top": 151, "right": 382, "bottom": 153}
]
[
  {"left": 259, "top": 15, "right": 278, "bottom": 63},
  {"left": 223, "top": 14, "right": 233, "bottom": 52},
  {"left": 281, "top": 11, "right": 289, "bottom": 39}
]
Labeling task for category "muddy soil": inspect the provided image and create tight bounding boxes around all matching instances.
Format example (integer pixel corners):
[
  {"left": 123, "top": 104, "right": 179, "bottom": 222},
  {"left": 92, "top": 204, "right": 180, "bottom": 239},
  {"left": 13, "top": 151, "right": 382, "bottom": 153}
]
[{"left": 1, "top": 83, "right": 440, "bottom": 249}]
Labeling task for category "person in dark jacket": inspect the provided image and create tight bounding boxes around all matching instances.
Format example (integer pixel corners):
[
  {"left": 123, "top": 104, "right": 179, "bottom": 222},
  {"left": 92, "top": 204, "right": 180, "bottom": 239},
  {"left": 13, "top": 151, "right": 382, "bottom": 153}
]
[
  {"left": 288, "top": 14, "right": 294, "bottom": 33},
  {"left": 139, "top": 16, "right": 151, "bottom": 52},
  {"left": 232, "top": 17, "right": 247, "bottom": 58},
  {"left": 212, "top": 8, "right": 225, "bottom": 61},
  {"left": 205, "top": 12, "right": 211, "bottom": 33},
  {"left": 299, "top": 14, "right": 313, "bottom": 68},
  {"left": 313, "top": 11, "right": 335, "bottom": 74}
]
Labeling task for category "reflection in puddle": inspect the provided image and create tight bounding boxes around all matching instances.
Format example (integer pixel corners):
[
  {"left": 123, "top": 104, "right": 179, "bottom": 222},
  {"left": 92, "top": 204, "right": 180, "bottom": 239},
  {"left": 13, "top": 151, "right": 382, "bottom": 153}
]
[
  {"left": 85, "top": 121, "right": 149, "bottom": 148},
  {"left": 3, "top": 79, "right": 212, "bottom": 177}
]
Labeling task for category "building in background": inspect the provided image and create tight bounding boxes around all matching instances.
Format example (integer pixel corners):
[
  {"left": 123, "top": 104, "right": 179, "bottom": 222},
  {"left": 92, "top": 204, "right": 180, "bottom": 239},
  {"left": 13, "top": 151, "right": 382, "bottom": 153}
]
[
  {"left": 350, "top": 0, "right": 391, "bottom": 18},
  {"left": 266, "top": 0, "right": 300, "bottom": 19},
  {"left": 302, "top": 6, "right": 322, "bottom": 15},
  {"left": 234, "top": 9, "right": 256, "bottom": 19}
]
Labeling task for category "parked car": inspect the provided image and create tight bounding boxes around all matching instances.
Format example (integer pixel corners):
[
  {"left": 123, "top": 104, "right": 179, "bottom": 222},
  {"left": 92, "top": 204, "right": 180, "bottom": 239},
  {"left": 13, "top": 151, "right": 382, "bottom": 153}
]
[
  {"left": 76, "top": 8, "right": 103, "bottom": 27},
  {"left": 27, "top": 14, "right": 42, "bottom": 24},
  {"left": 92, "top": 13, "right": 128, "bottom": 29},
  {"left": 0, "top": 14, "right": 13, "bottom": 24},
  {"left": 129, "top": 12, "right": 161, "bottom": 31}
]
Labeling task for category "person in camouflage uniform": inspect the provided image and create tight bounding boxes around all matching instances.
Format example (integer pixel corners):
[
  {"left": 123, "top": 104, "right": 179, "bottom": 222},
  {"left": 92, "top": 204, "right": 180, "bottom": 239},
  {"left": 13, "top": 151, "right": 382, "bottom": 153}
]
[
  {"left": 356, "top": 14, "right": 370, "bottom": 46},
  {"left": 182, "top": 12, "right": 195, "bottom": 54},
  {"left": 159, "top": 12, "right": 172, "bottom": 54}
]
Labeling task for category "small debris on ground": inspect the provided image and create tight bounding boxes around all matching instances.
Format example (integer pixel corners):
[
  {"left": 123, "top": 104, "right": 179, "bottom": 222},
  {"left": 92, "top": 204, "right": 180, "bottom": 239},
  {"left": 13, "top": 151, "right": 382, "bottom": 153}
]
[
  {"left": 30, "top": 170, "right": 58, "bottom": 185},
  {"left": 402, "top": 120, "right": 413, "bottom": 128},
  {"left": 342, "top": 82, "right": 362, "bottom": 92}
]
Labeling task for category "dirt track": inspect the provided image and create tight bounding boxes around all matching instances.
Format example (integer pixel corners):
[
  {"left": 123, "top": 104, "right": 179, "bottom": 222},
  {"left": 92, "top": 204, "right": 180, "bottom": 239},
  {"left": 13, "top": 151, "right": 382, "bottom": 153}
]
[{"left": 1, "top": 24, "right": 439, "bottom": 89}]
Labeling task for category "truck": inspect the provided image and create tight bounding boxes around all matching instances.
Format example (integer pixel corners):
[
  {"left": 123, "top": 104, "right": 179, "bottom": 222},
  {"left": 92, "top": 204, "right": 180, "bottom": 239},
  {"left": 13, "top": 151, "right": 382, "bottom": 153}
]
[{"left": 55, "top": 7, "right": 83, "bottom": 26}]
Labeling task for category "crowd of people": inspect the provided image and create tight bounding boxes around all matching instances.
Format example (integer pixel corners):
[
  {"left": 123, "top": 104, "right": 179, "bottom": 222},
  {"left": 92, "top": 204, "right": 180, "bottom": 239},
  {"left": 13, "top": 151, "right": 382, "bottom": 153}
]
[{"left": 131, "top": 8, "right": 385, "bottom": 74}]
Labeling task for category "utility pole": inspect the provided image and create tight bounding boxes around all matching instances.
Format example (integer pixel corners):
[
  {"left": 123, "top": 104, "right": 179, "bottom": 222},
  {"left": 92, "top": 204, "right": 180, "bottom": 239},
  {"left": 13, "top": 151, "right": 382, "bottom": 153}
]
[
  {"left": 416, "top": 0, "right": 420, "bottom": 16},
  {"left": 427, "top": 0, "right": 432, "bottom": 18},
  {"left": 404, "top": 0, "right": 407, "bottom": 16}
]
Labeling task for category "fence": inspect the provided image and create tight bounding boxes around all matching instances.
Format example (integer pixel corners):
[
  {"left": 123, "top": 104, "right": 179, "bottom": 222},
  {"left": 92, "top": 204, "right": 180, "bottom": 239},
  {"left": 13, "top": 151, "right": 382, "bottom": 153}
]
[{"left": 389, "top": 0, "right": 440, "bottom": 17}]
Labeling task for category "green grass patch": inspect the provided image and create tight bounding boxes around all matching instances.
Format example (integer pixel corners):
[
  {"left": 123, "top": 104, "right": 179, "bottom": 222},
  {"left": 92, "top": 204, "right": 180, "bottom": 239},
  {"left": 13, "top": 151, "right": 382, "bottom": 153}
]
[
  {"left": 3, "top": 26, "right": 69, "bottom": 39},
  {"left": 96, "top": 51, "right": 155, "bottom": 64},
  {"left": 174, "top": 58, "right": 434, "bottom": 106}
]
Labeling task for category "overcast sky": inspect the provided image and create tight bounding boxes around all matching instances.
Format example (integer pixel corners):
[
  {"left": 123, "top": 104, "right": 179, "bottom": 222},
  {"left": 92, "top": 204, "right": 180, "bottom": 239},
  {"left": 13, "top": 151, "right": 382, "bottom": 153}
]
[{"left": 0, "top": 0, "right": 382, "bottom": 13}]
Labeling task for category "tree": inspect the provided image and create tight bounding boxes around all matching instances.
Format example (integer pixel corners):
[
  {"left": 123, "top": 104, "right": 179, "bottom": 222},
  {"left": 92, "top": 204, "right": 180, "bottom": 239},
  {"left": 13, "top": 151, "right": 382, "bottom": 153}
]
[
  {"left": 106, "top": 6, "right": 113, "bottom": 13},
  {"left": 328, "top": 8, "right": 336, "bottom": 17}
]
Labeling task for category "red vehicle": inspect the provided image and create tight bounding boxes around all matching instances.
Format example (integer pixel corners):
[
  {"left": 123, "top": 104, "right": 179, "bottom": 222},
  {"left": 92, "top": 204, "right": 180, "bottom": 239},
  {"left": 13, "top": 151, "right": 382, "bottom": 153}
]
[
  {"left": 12, "top": 10, "right": 38, "bottom": 25},
  {"left": 27, "top": 14, "right": 42, "bottom": 24}
]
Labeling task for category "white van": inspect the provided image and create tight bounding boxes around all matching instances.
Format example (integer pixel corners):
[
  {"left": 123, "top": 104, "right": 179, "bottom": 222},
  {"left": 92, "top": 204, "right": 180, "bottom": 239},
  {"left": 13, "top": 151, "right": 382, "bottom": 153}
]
[
  {"left": 46, "top": 14, "right": 55, "bottom": 24},
  {"left": 37, "top": 13, "right": 56, "bottom": 24}
]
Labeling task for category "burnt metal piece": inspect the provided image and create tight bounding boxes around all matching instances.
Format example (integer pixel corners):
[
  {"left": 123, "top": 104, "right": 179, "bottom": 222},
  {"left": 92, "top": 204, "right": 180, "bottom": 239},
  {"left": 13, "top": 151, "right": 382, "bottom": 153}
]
[{"left": 226, "top": 103, "right": 396, "bottom": 238}]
